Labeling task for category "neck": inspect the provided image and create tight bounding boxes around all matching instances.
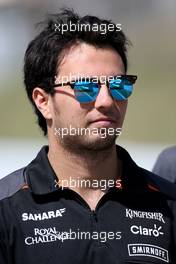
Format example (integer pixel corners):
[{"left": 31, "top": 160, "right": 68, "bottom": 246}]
[{"left": 47, "top": 139, "right": 121, "bottom": 210}]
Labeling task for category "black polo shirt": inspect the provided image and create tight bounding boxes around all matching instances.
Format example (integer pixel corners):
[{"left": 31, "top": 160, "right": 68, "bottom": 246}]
[{"left": 0, "top": 145, "right": 176, "bottom": 264}]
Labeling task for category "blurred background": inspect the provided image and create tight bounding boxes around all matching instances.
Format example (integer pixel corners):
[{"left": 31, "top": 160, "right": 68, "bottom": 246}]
[{"left": 0, "top": 0, "right": 176, "bottom": 178}]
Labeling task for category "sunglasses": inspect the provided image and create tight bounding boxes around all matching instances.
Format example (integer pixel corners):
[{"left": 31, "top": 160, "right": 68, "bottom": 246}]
[{"left": 54, "top": 75, "right": 137, "bottom": 103}]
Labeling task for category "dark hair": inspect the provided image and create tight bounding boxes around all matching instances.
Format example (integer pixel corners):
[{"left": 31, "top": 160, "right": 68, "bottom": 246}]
[{"left": 24, "top": 8, "right": 130, "bottom": 135}]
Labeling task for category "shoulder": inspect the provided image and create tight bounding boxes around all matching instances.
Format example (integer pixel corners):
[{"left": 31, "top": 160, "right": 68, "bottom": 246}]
[
  {"left": 117, "top": 144, "right": 176, "bottom": 197},
  {"left": 155, "top": 146, "right": 176, "bottom": 164},
  {"left": 153, "top": 146, "right": 176, "bottom": 182},
  {"left": 117, "top": 145, "right": 176, "bottom": 200},
  {"left": 140, "top": 166, "right": 176, "bottom": 200},
  {"left": 0, "top": 167, "right": 26, "bottom": 201}
]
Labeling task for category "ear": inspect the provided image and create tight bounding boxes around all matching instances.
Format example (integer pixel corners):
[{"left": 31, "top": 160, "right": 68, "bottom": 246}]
[{"left": 32, "top": 88, "right": 52, "bottom": 119}]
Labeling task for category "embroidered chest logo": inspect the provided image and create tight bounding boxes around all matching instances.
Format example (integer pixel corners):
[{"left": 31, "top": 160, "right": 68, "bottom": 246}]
[
  {"left": 130, "top": 224, "right": 164, "bottom": 237},
  {"left": 22, "top": 208, "right": 66, "bottom": 221}
]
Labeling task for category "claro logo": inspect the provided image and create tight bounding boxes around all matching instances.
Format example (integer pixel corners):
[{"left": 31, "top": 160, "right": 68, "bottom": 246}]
[{"left": 131, "top": 224, "right": 164, "bottom": 237}]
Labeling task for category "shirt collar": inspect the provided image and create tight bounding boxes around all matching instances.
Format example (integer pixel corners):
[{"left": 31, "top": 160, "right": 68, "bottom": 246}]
[
  {"left": 26, "top": 146, "right": 58, "bottom": 195},
  {"left": 25, "top": 145, "right": 154, "bottom": 196}
]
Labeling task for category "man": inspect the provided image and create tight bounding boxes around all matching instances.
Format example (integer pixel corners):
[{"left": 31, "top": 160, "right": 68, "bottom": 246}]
[
  {"left": 0, "top": 9, "right": 176, "bottom": 264},
  {"left": 153, "top": 146, "right": 176, "bottom": 183}
]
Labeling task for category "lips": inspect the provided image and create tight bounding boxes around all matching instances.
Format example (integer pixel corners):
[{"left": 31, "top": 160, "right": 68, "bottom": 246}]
[
  {"left": 89, "top": 117, "right": 117, "bottom": 127},
  {"left": 90, "top": 117, "right": 116, "bottom": 123}
]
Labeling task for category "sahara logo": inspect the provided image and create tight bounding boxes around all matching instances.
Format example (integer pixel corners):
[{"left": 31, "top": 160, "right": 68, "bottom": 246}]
[{"left": 22, "top": 208, "right": 66, "bottom": 221}]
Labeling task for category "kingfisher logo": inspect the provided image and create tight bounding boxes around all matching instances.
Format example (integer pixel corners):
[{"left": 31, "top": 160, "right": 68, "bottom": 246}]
[
  {"left": 130, "top": 224, "right": 164, "bottom": 237},
  {"left": 126, "top": 209, "right": 165, "bottom": 223},
  {"left": 22, "top": 208, "right": 66, "bottom": 221}
]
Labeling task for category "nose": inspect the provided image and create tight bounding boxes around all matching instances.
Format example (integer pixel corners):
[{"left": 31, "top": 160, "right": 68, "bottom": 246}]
[{"left": 94, "top": 84, "right": 114, "bottom": 110}]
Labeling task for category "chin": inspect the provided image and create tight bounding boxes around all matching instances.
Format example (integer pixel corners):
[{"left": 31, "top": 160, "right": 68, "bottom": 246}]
[
  {"left": 59, "top": 133, "right": 117, "bottom": 153},
  {"left": 80, "top": 134, "right": 117, "bottom": 151}
]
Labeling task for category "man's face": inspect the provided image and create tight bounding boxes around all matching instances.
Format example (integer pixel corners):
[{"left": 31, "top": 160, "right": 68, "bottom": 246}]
[{"left": 48, "top": 43, "right": 127, "bottom": 152}]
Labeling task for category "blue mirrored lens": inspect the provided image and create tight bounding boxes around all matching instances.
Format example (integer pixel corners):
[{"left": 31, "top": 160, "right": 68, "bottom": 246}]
[
  {"left": 109, "top": 79, "right": 133, "bottom": 100},
  {"left": 74, "top": 81, "right": 99, "bottom": 103}
]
